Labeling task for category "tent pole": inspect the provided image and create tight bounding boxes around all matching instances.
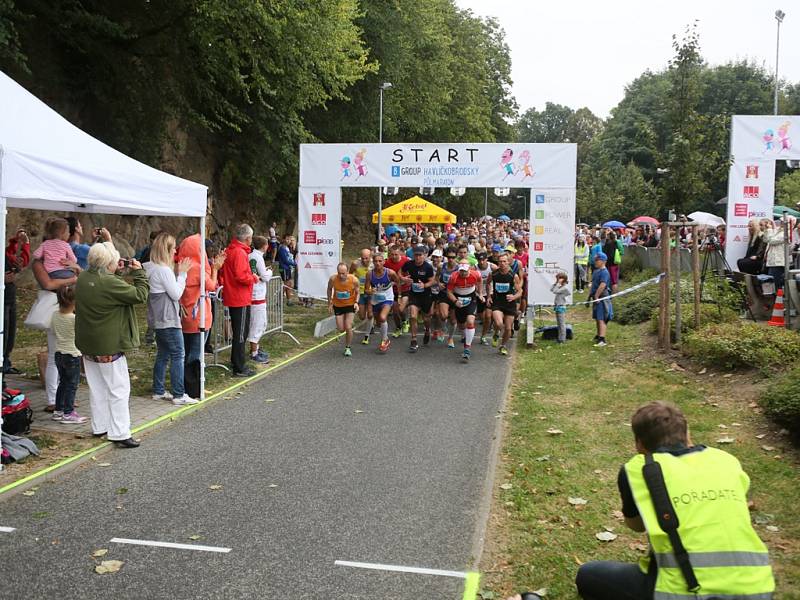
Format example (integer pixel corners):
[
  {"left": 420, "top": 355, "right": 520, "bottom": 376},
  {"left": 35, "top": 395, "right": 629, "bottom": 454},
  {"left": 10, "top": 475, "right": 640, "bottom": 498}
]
[
  {"left": 0, "top": 196, "right": 6, "bottom": 472},
  {"left": 199, "top": 215, "right": 206, "bottom": 401}
]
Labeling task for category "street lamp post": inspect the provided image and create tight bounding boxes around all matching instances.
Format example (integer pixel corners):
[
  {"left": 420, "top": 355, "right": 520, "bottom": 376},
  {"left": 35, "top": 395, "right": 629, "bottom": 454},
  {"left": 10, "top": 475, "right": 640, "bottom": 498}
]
[
  {"left": 517, "top": 194, "right": 525, "bottom": 221},
  {"left": 378, "top": 82, "right": 392, "bottom": 243},
  {"left": 775, "top": 10, "right": 785, "bottom": 115}
]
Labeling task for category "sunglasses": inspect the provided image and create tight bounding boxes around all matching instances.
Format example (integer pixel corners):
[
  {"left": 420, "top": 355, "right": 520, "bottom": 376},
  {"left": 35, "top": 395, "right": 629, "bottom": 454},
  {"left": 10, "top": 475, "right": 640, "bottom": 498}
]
[{"left": 446, "top": 255, "right": 456, "bottom": 259}]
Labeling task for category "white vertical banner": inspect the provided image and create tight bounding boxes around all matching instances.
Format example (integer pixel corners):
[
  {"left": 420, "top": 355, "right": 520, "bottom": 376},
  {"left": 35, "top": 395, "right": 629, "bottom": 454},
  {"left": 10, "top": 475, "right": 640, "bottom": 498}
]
[
  {"left": 297, "top": 187, "right": 341, "bottom": 299},
  {"left": 725, "top": 160, "right": 775, "bottom": 269},
  {"left": 527, "top": 189, "right": 576, "bottom": 305}
]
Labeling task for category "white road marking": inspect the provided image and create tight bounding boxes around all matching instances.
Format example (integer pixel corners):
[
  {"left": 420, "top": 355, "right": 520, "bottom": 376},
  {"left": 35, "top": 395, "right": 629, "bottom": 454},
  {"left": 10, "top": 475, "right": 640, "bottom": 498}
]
[
  {"left": 0, "top": 526, "right": 16, "bottom": 533},
  {"left": 334, "top": 560, "right": 468, "bottom": 579},
  {"left": 110, "top": 537, "right": 231, "bottom": 553}
]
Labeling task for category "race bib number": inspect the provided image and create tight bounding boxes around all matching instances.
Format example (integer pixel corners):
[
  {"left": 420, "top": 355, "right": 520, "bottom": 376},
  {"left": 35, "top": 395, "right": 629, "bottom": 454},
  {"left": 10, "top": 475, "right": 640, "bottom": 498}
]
[
  {"left": 358, "top": 276, "right": 366, "bottom": 285},
  {"left": 458, "top": 297, "right": 472, "bottom": 307},
  {"left": 373, "top": 293, "right": 386, "bottom": 303},
  {"left": 336, "top": 291, "right": 350, "bottom": 300},
  {"left": 442, "top": 272, "right": 450, "bottom": 283},
  {"left": 412, "top": 282, "right": 424, "bottom": 293},
  {"left": 495, "top": 282, "right": 510, "bottom": 294}
]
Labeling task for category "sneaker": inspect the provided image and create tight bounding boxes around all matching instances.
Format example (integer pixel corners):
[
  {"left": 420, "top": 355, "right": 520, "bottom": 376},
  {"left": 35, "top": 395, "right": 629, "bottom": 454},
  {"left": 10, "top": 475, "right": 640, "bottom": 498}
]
[
  {"left": 499, "top": 346, "right": 509, "bottom": 356},
  {"left": 152, "top": 392, "right": 174, "bottom": 401},
  {"left": 423, "top": 329, "right": 431, "bottom": 345},
  {"left": 492, "top": 335, "right": 499, "bottom": 348},
  {"left": 402, "top": 320, "right": 410, "bottom": 333},
  {"left": 60, "top": 412, "right": 87, "bottom": 424},
  {"left": 52, "top": 410, "right": 64, "bottom": 421},
  {"left": 344, "top": 347, "right": 352, "bottom": 357},
  {"left": 392, "top": 328, "right": 403, "bottom": 339},
  {"left": 447, "top": 338, "right": 455, "bottom": 349},
  {"left": 461, "top": 348, "right": 471, "bottom": 363},
  {"left": 594, "top": 340, "right": 608, "bottom": 347},
  {"left": 233, "top": 369, "right": 256, "bottom": 378},
  {"left": 480, "top": 336, "right": 490, "bottom": 346},
  {"left": 256, "top": 349, "right": 270, "bottom": 360},
  {"left": 409, "top": 340, "right": 419, "bottom": 353},
  {"left": 173, "top": 395, "right": 200, "bottom": 406},
  {"left": 378, "top": 339, "right": 391, "bottom": 353},
  {"left": 251, "top": 352, "right": 270, "bottom": 364},
  {"left": 361, "top": 335, "right": 370, "bottom": 345}
]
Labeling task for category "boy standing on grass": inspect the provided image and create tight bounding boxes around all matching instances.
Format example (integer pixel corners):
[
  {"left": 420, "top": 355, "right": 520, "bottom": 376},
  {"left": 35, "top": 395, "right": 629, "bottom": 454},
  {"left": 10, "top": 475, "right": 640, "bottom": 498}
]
[
  {"left": 590, "top": 252, "right": 612, "bottom": 347},
  {"left": 550, "top": 272, "right": 570, "bottom": 343},
  {"left": 51, "top": 285, "right": 87, "bottom": 424}
]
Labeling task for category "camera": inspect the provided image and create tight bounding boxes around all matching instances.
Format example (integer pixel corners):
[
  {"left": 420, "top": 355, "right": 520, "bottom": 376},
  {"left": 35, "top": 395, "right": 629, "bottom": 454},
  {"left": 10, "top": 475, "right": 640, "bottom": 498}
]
[{"left": 119, "top": 258, "right": 132, "bottom": 269}]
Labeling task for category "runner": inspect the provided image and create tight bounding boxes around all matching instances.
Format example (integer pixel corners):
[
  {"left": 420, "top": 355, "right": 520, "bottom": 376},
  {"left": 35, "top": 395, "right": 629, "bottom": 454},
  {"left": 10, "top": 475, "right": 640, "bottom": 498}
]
[
  {"left": 384, "top": 244, "right": 410, "bottom": 338},
  {"left": 475, "top": 251, "right": 497, "bottom": 345},
  {"left": 327, "top": 263, "right": 360, "bottom": 356},
  {"left": 487, "top": 253, "right": 522, "bottom": 356},
  {"left": 364, "top": 253, "right": 402, "bottom": 353},
  {"left": 437, "top": 246, "right": 459, "bottom": 347},
  {"left": 429, "top": 249, "right": 444, "bottom": 340},
  {"left": 457, "top": 243, "right": 478, "bottom": 267},
  {"left": 447, "top": 258, "right": 485, "bottom": 363},
  {"left": 349, "top": 248, "right": 373, "bottom": 345},
  {"left": 399, "top": 245, "right": 435, "bottom": 353}
]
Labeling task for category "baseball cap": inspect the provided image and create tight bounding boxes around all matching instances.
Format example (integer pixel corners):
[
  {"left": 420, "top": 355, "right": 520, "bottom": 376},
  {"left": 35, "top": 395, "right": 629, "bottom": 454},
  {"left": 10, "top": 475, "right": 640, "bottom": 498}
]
[
  {"left": 413, "top": 245, "right": 427, "bottom": 255},
  {"left": 491, "top": 243, "right": 503, "bottom": 252},
  {"left": 457, "top": 262, "right": 470, "bottom": 271},
  {"left": 432, "top": 248, "right": 443, "bottom": 257},
  {"left": 475, "top": 251, "right": 488, "bottom": 260},
  {"left": 447, "top": 233, "right": 457, "bottom": 241},
  {"left": 595, "top": 251, "right": 608, "bottom": 262}
]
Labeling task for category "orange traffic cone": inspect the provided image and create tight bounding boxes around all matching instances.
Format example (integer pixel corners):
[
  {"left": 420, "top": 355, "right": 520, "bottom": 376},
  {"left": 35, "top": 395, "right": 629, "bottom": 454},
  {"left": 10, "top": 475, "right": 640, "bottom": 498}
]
[{"left": 768, "top": 288, "right": 786, "bottom": 327}]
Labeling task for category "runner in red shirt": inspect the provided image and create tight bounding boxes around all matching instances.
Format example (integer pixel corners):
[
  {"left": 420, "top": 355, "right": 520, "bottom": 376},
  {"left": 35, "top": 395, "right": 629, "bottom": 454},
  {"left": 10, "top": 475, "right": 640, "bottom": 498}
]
[
  {"left": 384, "top": 244, "right": 411, "bottom": 337},
  {"left": 446, "top": 259, "right": 485, "bottom": 363}
]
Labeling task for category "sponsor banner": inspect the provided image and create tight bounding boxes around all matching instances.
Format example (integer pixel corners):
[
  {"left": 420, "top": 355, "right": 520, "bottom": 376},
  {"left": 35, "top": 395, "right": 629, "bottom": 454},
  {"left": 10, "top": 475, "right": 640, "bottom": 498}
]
[
  {"left": 730, "top": 115, "right": 799, "bottom": 160},
  {"left": 299, "top": 143, "right": 577, "bottom": 189},
  {"left": 725, "top": 157, "right": 775, "bottom": 269},
  {"left": 297, "top": 187, "right": 341, "bottom": 299},
  {"left": 527, "top": 189, "right": 576, "bottom": 305}
]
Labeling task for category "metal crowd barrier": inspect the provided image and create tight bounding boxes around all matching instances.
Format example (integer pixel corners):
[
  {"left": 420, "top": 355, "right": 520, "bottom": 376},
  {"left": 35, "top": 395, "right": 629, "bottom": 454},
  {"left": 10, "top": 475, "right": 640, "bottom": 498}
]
[{"left": 207, "top": 276, "right": 299, "bottom": 371}]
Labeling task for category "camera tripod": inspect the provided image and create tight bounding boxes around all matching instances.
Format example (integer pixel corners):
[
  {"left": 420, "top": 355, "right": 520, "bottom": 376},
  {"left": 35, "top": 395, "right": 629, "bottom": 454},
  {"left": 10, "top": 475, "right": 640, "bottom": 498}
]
[{"left": 699, "top": 241, "right": 755, "bottom": 321}]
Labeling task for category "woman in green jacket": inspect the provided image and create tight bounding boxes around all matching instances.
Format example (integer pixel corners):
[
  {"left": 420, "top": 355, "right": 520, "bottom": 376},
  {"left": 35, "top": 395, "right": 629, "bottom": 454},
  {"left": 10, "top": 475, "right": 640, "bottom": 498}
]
[{"left": 75, "top": 242, "right": 149, "bottom": 448}]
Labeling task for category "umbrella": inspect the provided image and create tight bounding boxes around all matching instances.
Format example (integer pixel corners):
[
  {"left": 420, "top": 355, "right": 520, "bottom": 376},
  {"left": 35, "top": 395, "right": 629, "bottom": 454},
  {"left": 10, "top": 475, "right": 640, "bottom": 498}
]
[
  {"left": 497, "top": 214, "right": 511, "bottom": 222},
  {"left": 602, "top": 220, "right": 626, "bottom": 229},
  {"left": 629, "top": 216, "right": 659, "bottom": 225},
  {"left": 384, "top": 224, "right": 401, "bottom": 235},
  {"left": 773, "top": 205, "right": 800, "bottom": 218},
  {"left": 687, "top": 211, "right": 725, "bottom": 227}
]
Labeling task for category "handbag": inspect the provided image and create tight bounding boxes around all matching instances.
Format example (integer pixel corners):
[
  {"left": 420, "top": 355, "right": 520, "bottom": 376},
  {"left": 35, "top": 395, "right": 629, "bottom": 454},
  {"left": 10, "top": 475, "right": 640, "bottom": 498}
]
[{"left": 24, "top": 290, "right": 58, "bottom": 330}]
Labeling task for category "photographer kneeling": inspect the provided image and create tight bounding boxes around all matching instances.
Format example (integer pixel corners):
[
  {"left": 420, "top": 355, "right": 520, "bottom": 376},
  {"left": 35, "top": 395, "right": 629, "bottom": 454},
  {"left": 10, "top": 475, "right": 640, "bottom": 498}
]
[{"left": 575, "top": 401, "right": 774, "bottom": 600}]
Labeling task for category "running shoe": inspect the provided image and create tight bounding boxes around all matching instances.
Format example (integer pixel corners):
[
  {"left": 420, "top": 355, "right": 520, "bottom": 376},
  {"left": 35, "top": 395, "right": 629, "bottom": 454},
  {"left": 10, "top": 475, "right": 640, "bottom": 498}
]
[
  {"left": 344, "top": 347, "right": 352, "bottom": 357},
  {"left": 60, "top": 411, "right": 87, "bottom": 424},
  {"left": 402, "top": 320, "right": 410, "bottom": 333},
  {"left": 172, "top": 395, "right": 200, "bottom": 406},
  {"left": 447, "top": 337, "right": 455, "bottom": 349},
  {"left": 461, "top": 348, "right": 471, "bottom": 363},
  {"left": 361, "top": 335, "right": 370, "bottom": 345},
  {"left": 409, "top": 340, "right": 419, "bottom": 353},
  {"left": 392, "top": 328, "right": 402, "bottom": 338},
  {"left": 51, "top": 410, "right": 64, "bottom": 421},
  {"left": 251, "top": 352, "right": 269, "bottom": 364},
  {"left": 152, "top": 392, "right": 174, "bottom": 401},
  {"left": 594, "top": 340, "right": 608, "bottom": 347},
  {"left": 379, "top": 339, "right": 391, "bottom": 353},
  {"left": 499, "top": 345, "right": 509, "bottom": 356},
  {"left": 480, "top": 336, "right": 489, "bottom": 346},
  {"left": 423, "top": 329, "right": 431, "bottom": 345}
]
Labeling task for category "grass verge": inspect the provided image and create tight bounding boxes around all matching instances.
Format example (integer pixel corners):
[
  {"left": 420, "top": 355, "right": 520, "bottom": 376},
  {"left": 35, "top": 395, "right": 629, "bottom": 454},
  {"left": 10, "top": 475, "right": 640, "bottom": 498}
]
[{"left": 479, "top": 308, "right": 800, "bottom": 599}]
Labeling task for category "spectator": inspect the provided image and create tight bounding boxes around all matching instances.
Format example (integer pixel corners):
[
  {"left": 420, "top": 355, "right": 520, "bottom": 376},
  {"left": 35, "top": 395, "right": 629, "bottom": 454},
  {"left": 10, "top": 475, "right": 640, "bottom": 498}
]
[
  {"left": 177, "top": 234, "right": 225, "bottom": 371},
  {"left": 247, "top": 235, "right": 271, "bottom": 364},
  {"left": 590, "top": 251, "right": 613, "bottom": 347},
  {"left": 4, "top": 229, "right": 30, "bottom": 374},
  {"left": 736, "top": 219, "right": 766, "bottom": 275},
  {"left": 603, "top": 231, "right": 621, "bottom": 293},
  {"left": 33, "top": 217, "right": 81, "bottom": 279},
  {"left": 75, "top": 242, "right": 148, "bottom": 447},
  {"left": 574, "top": 235, "right": 589, "bottom": 292},
  {"left": 763, "top": 217, "right": 794, "bottom": 292},
  {"left": 135, "top": 230, "right": 162, "bottom": 264},
  {"left": 277, "top": 234, "right": 296, "bottom": 305},
  {"left": 575, "top": 401, "right": 774, "bottom": 600},
  {"left": 66, "top": 217, "right": 110, "bottom": 270},
  {"left": 222, "top": 224, "right": 259, "bottom": 377},
  {"left": 268, "top": 221, "right": 278, "bottom": 262},
  {"left": 50, "top": 285, "right": 86, "bottom": 424},
  {"left": 145, "top": 233, "right": 196, "bottom": 406}
]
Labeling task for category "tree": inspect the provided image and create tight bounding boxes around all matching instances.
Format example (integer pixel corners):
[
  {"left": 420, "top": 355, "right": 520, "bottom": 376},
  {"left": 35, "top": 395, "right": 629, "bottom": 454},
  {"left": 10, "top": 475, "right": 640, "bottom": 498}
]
[{"left": 777, "top": 170, "right": 800, "bottom": 206}]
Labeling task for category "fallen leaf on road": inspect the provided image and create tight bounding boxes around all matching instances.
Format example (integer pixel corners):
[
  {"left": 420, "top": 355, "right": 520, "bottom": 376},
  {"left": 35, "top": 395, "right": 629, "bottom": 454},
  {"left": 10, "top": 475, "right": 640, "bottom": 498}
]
[
  {"left": 612, "top": 510, "right": 624, "bottom": 520},
  {"left": 568, "top": 497, "right": 588, "bottom": 506},
  {"left": 546, "top": 428, "right": 564, "bottom": 435},
  {"left": 761, "top": 445, "right": 776, "bottom": 452},
  {"left": 354, "top": 409, "right": 364, "bottom": 414},
  {"left": 265, "top": 399, "right": 276, "bottom": 403},
  {"left": 95, "top": 560, "right": 124, "bottom": 574},
  {"left": 92, "top": 549, "right": 108, "bottom": 558},
  {"left": 116, "top": 488, "right": 128, "bottom": 495},
  {"left": 718, "top": 424, "right": 728, "bottom": 429},
  {"left": 595, "top": 531, "right": 618, "bottom": 542},
  {"left": 97, "top": 462, "right": 112, "bottom": 467},
  {"left": 499, "top": 483, "right": 513, "bottom": 490},
  {"left": 755, "top": 433, "right": 767, "bottom": 439},
  {"left": 593, "top": 469, "right": 603, "bottom": 475},
  {"left": 731, "top": 422, "right": 742, "bottom": 427},
  {"left": 22, "top": 490, "right": 35, "bottom": 496},
  {"left": 268, "top": 484, "right": 278, "bottom": 488},
  {"left": 766, "top": 525, "right": 779, "bottom": 532},
  {"left": 188, "top": 535, "right": 202, "bottom": 541},
  {"left": 603, "top": 411, "right": 612, "bottom": 416},
  {"left": 748, "top": 402, "right": 758, "bottom": 408},
  {"left": 629, "top": 542, "right": 648, "bottom": 552},
  {"left": 698, "top": 368, "right": 707, "bottom": 375},
  {"left": 532, "top": 392, "right": 542, "bottom": 396},
  {"left": 669, "top": 362, "right": 686, "bottom": 372},
  {"left": 208, "top": 485, "right": 223, "bottom": 491},
  {"left": 716, "top": 437, "right": 735, "bottom": 444},
  {"left": 535, "top": 455, "right": 551, "bottom": 462}
]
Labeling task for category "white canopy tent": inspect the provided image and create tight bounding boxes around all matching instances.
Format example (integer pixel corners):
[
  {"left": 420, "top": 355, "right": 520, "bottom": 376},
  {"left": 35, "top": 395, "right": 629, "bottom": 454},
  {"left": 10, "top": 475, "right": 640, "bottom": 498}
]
[{"left": 0, "top": 70, "right": 208, "bottom": 469}]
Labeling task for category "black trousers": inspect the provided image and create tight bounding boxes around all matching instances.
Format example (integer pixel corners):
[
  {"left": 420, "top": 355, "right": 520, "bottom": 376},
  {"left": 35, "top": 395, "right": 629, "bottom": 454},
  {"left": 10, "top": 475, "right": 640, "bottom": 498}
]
[
  {"left": 228, "top": 305, "right": 251, "bottom": 374},
  {"left": 576, "top": 561, "right": 656, "bottom": 600},
  {"left": 4, "top": 282, "right": 17, "bottom": 368},
  {"left": 736, "top": 257, "right": 763, "bottom": 275}
]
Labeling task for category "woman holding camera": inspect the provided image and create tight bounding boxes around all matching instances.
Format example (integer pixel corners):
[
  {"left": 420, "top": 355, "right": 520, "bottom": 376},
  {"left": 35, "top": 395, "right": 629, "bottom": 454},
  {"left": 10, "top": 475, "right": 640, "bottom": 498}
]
[{"left": 75, "top": 242, "right": 148, "bottom": 447}]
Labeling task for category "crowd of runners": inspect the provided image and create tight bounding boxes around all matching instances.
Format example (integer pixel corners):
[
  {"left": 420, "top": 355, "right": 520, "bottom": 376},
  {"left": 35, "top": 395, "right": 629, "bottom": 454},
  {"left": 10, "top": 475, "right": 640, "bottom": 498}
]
[{"left": 327, "top": 220, "right": 530, "bottom": 362}]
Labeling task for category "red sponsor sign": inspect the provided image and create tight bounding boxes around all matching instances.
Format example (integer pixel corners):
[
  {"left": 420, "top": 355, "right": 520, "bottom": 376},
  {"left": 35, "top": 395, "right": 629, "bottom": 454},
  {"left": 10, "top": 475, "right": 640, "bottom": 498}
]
[
  {"left": 311, "top": 213, "right": 326, "bottom": 226},
  {"left": 734, "top": 203, "right": 748, "bottom": 217},
  {"left": 533, "top": 242, "right": 544, "bottom": 251},
  {"left": 743, "top": 186, "right": 759, "bottom": 199},
  {"left": 303, "top": 230, "right": 317, "bottom": 244},
  {"left": 312, "top": 193, "right": 325, "bottom": 206}
]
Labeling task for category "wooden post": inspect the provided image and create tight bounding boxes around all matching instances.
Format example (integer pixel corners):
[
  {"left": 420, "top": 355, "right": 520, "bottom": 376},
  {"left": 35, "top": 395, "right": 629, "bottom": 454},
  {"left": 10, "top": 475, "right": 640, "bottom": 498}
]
[
  {"left": 674, "top": 230, "right": 682, "bottom": 344},
  {"left": 658, "top": 223, "right": 671, "bottom": 348},
  {"left": 691, "top": 224, "right": 701, "bottom": 329}
]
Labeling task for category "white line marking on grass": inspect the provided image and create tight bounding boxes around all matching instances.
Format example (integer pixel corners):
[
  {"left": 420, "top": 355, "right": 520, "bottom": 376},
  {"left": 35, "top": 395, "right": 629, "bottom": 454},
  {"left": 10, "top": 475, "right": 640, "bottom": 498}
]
[
  {"left": 334, "top": 560, "right": 467, "bottom": 579},
  {"left": 0, "top": 526, "right": 16, "bottom": 533},
  {"left": 110, "top": 538, "right": 231, "bottom": 553}
]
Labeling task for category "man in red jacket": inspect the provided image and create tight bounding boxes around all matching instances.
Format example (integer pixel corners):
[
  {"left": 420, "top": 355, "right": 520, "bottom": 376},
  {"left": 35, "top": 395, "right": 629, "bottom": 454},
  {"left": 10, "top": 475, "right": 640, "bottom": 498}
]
[
  {"left": 222, "top": 224, "right": 259, "bottom": 377},
  {"left": 5, "top": 229, "right": 30, "bottom": 374}
]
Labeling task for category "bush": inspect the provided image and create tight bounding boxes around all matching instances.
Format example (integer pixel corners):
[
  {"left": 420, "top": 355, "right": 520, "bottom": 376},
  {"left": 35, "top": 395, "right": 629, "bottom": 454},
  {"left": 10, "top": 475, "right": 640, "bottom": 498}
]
[
  {"left": 760, "top": 366, "right": 800, "bottom": 431},
  {"left": 649, "top": 303, "right": 738, "bottom": 340},
  {"left": 684, "top": 322, "right": 800, "bottom": 371}
]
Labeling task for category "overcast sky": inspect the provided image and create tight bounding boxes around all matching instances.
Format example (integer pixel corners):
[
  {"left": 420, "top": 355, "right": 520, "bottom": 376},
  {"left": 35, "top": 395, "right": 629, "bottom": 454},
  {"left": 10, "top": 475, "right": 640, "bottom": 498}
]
[{"left": 456, "top": 0, "right": 799, "bottom": 118}]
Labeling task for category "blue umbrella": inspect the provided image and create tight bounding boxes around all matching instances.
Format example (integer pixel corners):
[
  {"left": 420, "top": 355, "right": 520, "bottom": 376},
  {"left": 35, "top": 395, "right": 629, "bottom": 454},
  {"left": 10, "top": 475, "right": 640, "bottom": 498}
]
[
  {"left": 384, "top": 224, "right": 401, "bottom": 235},
  {"left": 498, "top": 214, "right": 511, "bottom": 222},
  {"left": 602, "top": 220, "right": 626, "bottom": 229}
]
